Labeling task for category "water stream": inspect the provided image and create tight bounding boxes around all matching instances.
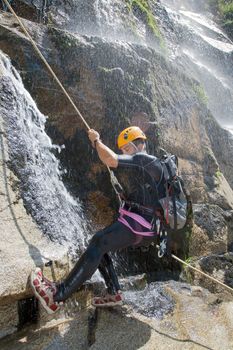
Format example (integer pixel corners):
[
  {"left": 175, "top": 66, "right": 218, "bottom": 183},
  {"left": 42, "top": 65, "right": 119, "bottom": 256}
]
[
  {"left": 70, "top": 0, "right": 233, "bottom": 132},
  {"left": 0, "top": 51, "right": 89, "bottom": 255},
  {"left": 160, "top": 0, "right": 233, "bottom": 133}
]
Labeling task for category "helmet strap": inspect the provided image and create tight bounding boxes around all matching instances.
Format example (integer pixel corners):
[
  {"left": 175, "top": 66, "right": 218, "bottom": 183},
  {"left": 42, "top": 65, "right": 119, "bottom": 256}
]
[{"left": 128, "top": 142, "right": 138, "bottom": 151}]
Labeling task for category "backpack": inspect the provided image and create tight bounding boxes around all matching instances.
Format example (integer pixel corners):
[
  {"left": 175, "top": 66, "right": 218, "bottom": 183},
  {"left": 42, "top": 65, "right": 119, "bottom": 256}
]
[
  {"left": 157, "top": 154, "right": 193, "bottom": 232},
  {"left": 110, "top": 152, "right": 193, "bottom": 232}
]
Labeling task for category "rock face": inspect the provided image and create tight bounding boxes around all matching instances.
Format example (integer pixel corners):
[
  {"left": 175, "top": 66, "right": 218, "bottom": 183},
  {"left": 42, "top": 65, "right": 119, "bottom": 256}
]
[
  {"left": 1, "top": 13, "right": 232, "bottom": 203},
  {"left": 3, "top": 0, "right": 163, "bottom": 45},
  {"left": 0, "top": 281, "right": 232, "bottom": 350},
  {"left": 192, "top": 204, "right": 233, "bottom": 255},
  {"left": 0, "top": 0, "right": 233, "bottom": 345},
  {"left": 1, "top": 10, "right": 232, "bottom": 255},
  {"left": 0, "top": 48, "right": 88, "bottom": 338}
]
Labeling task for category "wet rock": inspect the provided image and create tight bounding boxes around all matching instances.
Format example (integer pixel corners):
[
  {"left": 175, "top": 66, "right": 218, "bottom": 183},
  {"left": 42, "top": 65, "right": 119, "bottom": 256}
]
[
  {"left": 0, "top": 1, "right": 232, "bottom": 347},
  {"left": 120, "top": 273, "right": 147, "bottom": 291},
  {"left": 205, "top": 117, "right": 233, "bottom": 190},
  {"left": 192, "top": 204, "right": 233, "bottom": 255},
  {"left": 199, "top": 253, "right": 233, "bottom": 286},
  {"left": 11, "top": 0, "right": 163, "bottom": 47},
  {"left": 92, "top": 280, "right": 233, "bottom": 350},
  {"left": 0, "top": 50, "right": 90, "bottom": 339},
  {"left": 0, "top": 12, "right": 232, "bottom": 215},
  {"left": 124, "top": 282, "right": 174, "bottom": 319},
  {"left": 0, "top": 124, "right": 68, "bottom": 302},
  {"left": 185, "top": 252, "right": 233, "bottom": 296},
  {"left": 0, "top": 278, "right": 233, "bottom": 349}
]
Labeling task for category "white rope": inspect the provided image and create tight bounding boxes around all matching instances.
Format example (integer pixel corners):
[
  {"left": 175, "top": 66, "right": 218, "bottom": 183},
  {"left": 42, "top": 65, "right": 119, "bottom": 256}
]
[
  {"left": 172, "top": 254, "right": 233, "bottom": 294},
  {"left": 156, "top": 245, "right": 233, "bottom": 294}
]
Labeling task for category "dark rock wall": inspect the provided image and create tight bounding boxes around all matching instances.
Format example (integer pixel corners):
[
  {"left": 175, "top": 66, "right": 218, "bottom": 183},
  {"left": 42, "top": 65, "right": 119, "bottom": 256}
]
[{"left": 0, "top": 0, "right": 233, "bottom": 278}]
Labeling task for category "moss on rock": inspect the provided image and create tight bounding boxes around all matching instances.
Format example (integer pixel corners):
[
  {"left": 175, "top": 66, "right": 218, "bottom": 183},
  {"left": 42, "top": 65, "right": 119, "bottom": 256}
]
[
  {"left": 208, "top": 0, "right": 233, "bottom": 39},
  {"left": 126, "top": 0, "right": 163, "bottom": 44}
]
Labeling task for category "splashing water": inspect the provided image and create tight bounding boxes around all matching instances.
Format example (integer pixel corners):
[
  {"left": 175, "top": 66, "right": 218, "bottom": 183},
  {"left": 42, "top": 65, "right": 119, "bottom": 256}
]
[
  {"left": 124, "top": 282, "right": 174, "bottom": 319},
  {"left": 0, "top": 51, "right": 89, "bottom": 255}
]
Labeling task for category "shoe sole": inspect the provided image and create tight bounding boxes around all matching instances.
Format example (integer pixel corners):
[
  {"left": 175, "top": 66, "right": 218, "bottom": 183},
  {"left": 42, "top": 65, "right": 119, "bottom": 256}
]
[
  {"left": 92, "top": 300, "right": 123, "bottom": 308},
  {"left": 30, "top": 269, "right": 59, "bottom": 315}
]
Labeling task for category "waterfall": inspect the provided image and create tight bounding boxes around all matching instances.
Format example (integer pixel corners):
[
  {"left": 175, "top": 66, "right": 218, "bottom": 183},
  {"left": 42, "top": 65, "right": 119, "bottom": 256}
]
[
  {"left": 94, "top": 0, "right": 119, "bottom": 37},
  {"left": 67, "top": 0, "right": 233, "bottom": 133},
  {"left": 159, "top": 0, "right": 233, "bottom": 134},
  {"left": 0, "top": 51, "right": 89, "bottom": 254}
]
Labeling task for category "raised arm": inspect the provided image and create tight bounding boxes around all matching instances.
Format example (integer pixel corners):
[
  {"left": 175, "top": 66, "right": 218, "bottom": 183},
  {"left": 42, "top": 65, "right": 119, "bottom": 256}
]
[{"left": 88, "top": 129, "right": 118, "bottom": 168}]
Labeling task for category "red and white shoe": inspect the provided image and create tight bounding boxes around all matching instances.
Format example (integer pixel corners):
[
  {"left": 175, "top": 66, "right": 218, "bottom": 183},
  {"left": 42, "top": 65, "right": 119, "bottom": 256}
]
[
  {"left": 92, "top": 292, "right": 123, "bottom": 308},
  {"left": 30, "top": 267, "right": 60, "bottom": 314}
]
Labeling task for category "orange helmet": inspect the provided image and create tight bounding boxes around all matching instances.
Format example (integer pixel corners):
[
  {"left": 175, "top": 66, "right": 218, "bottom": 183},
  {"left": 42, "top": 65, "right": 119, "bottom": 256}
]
[{"left": 117, "top": 126, "right": 147, "bottom": 149}]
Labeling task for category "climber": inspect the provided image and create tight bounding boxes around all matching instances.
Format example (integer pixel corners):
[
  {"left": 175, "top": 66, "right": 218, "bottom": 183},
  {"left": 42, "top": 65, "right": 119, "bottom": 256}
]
[{"left": 30, "top": 126, "right": 166, "bottom": 314}]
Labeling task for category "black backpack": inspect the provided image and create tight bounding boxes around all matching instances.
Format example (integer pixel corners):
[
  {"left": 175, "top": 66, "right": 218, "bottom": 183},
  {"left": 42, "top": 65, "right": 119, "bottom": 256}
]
[{"left": 157, "top": 154, "right": 193, "bottom": 232}]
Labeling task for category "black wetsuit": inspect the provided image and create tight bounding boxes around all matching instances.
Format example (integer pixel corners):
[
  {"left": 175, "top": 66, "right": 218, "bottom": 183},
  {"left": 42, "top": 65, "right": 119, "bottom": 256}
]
[{"left": 54, "top": 152, "right": 164, "bottom": 302}]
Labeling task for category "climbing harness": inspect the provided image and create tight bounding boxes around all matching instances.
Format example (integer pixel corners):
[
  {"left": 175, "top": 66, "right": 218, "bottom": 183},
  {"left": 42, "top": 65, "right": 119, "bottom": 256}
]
[
  {"left": 118, "top": 207, "right": 156, "bottom": 236},
  {"left": 2, "top": 0, "right": 233, "bottom": 296}
]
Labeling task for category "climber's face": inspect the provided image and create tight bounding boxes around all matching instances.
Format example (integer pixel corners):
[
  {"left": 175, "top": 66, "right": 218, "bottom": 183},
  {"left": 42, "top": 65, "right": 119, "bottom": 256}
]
[{"left": 121, "top": 141, "right": 146, "bottom": 155}]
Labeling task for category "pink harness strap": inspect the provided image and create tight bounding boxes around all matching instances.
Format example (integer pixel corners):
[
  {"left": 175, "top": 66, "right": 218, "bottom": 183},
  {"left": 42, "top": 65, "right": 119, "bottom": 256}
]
[{"left": 118, "top": 207, "right": 157, "bottom": 237}]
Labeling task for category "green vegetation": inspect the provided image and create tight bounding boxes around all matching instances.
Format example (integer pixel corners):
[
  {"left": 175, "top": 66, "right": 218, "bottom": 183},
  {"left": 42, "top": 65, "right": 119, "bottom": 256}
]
[
  {"left": 182, "top": 256, "right": 194, "bottom": 284},
  {"left": 208, "top": 0, "right": 233, "bottom": 39},
  {"left": 215, "top": 169, "right": 223, "bottom": 178},
  {"left": 193, "top": 84, "right": 208, "bottom": 105},
  {"left": 48, "top": 27, "right": 78, "bottom": 51},
  {"left": 184, "top": 256, "right": 193, "bottom": 265},
  {"left": 126, "top": 0, "right": 163, "bottom": 44}
]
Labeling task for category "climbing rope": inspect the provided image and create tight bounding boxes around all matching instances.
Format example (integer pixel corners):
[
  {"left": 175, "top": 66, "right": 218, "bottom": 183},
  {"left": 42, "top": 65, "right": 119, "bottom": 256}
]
[
  {"left": 2, "top": 0, "right": 232, "bottom": 295},
  {"left": 1, "top": 0, "right": 123, "bottom": 204},
  {"left": 156, "top": 245, "right": 233, "bottom": 294}
]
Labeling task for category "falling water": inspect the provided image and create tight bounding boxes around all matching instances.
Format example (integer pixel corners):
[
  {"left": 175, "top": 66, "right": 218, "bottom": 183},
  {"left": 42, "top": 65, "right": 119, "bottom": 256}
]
[
  {"left": 160, "top": 0, "right": 233, "bottom": 134},
  {"left": 94, "top": 0, "right": 120, "bottom": 37},
  {"left": 0, "top": 51, "right": 89, "bottom": 254},
  {"left": 69, "top": 0, "right": 233, "bottom": 133}
]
